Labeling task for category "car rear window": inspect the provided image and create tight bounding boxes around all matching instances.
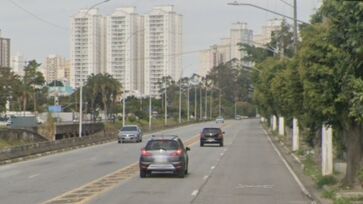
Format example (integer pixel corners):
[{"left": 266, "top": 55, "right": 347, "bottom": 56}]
[
  {"left": 145, "top": 140, "right": 179, "bottom": 151},
  {"left": 202, "top": 128, "right": 221, "bottom": 134},
  {"left": 121, "top": 126, "right": 137, "bottom": 131}
]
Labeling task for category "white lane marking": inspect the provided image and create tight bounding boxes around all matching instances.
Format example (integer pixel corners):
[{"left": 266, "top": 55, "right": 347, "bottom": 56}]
[
  {"left": 220, "top": 152, "right": 224, "bottom": 156},
  {"left": 203, "top": 175, "right": 208, "bottom": 180},
  {"left": 210, "top": 166, "right": 215, "bottom": 170},
  {"left": 262, "top": 128, "right": 314, "bottom": 201},
  {"left": 28, "top": 174, "right": 40, "bottom": 179},
  {"left": 236, "top": 184, "right": 273, "bottom": 189},
  {"left": 191, "top": 190, "right": 199, "bottom": 196}
]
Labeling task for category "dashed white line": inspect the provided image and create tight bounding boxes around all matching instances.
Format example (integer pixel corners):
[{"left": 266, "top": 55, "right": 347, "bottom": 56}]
[
  {"left": 203, "top": 175, "right": 208, "bottom": 180},
  {"left": 28, "top": 174, "right": 40, "bottom": 179},
  {"left": 210, "top": 166, "right": 215, "bottom": 170},
  {"left": 191, "top": 190, "right": 199, "bottom": 196}
]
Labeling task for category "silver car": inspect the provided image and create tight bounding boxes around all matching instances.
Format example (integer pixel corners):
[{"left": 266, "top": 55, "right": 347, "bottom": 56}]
[
  {"left": 118, "top": 125, "right": 143, "bottom": 143},
  {"left": 139, "top": 135, "right": 190, "bottom": 178}
]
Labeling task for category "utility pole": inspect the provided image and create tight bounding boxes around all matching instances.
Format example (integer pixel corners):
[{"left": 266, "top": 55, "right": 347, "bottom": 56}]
[{"left": 293, "top": 0, "right": 298, "bottom": 54}]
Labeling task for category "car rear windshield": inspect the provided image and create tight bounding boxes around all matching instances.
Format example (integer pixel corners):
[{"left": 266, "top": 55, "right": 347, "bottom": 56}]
[
  {"left": 145, "top": 140, "right": 179, "bottom": 151},
  {"left": 121, "top": 126, "right": 137, "bottom": 131},
  {"left": 202, "top": 128, "right": 221, "bottom": 134}
]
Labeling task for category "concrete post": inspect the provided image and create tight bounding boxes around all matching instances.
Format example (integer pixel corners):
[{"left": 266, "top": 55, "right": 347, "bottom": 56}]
[
  {"left": 278, "top": 117, "right": 284, "bottom": 136},
  {"left": 292, "top": 118, "right": 299, "bottom": 151},
  {"left": 322, "top": 125, "right": 333, "bottom": 176},
  {"left": 272, "top": 115, "right": 277, "bottom": 131}
]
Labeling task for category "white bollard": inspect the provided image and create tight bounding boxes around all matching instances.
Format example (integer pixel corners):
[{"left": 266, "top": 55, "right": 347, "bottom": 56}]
[
  {"left": 322, "top": 125, "right": 333, "bottom": 176},
  {"left": 272, "top": 116, "right": 277, "bottom": 131},
  {"left": 278, "top": 117, "right": 284, "bottom": 136},
  {"left": 292, "top": 118, "right": 299, "bottom": 151}
]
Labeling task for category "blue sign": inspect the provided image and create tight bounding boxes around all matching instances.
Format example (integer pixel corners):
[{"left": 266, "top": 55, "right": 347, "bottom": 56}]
[{"left": 48, "top": 106, "right": 62, "bottom": 113}]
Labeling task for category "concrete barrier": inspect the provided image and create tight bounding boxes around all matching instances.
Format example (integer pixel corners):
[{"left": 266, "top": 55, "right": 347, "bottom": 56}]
[{"left": 0, "top": 131, "right": 113, "bottom": 162}]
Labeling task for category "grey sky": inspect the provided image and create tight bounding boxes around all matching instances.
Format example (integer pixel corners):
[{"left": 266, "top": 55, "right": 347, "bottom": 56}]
[{"left": 0, "top": 0, "right": 321, "bottom": 76}]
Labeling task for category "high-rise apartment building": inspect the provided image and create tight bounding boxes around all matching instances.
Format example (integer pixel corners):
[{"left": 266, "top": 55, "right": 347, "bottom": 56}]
[
  {"left": 144, "top": 5, "right": 182, "bottom": 97},
  {"left": 44, "top": 55, "right": 70, "bottom": 84},
  {"left": 0, "top": 31, "right": 10, "bottom": 68},
  {"left": 10, "top": 54, "right": 25, "bottom": 76},
  {"left": 199, "top": 22, "right": 253, "bottom": 77},
  {"left": 106, "top": 7, "right": 144, "bottom": 94},
  {"left": 70, "top": 9, "right": 106, "bottom": 88},
  {"left": 254, "top": 18, "right": 282, "bottom": 46}
]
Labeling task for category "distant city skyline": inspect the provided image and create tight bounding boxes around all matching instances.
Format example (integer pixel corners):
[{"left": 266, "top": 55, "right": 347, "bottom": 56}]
[{"left": 0, "top": 0, "right": 322, "bottom": 76}]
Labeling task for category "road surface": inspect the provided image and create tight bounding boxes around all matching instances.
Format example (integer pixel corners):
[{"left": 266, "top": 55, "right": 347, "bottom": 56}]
[{"left": 0, "top": 119, "right": 311, "bottom": 204}]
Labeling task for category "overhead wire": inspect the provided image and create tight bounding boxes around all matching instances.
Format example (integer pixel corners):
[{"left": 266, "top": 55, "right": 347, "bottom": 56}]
[{"left": 7, "top": 0, "right": 68, "bottom": 32}]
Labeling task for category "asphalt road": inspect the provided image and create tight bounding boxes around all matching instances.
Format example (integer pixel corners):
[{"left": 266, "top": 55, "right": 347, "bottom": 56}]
[{"left": 0, "top": 119, "right": 311, "bottom": 204}]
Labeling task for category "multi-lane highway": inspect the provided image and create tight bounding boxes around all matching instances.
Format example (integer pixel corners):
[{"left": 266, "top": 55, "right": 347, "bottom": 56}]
[{"left": 0, "top": 119, "right": 311, "bottom": 204}]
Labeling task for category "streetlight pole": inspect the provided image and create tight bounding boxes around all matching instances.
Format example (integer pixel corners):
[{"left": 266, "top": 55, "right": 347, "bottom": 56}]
[
  {"left": 194, "top": 86, "right": 197, "bottom": 120},
  {"left": 219, "top": 89, "right": 221, "bottom": 117},
  {"left": 199, "top": 85, "right": 203, "bottom": 119},
  {"left": 79, "top": 0, "right": 111, "bottom": 138},
  {"left": 187, "top": 85, "right": 190, "bottom": 121},
  {"left": 149, "top": 95, "right": 152, "bottom": 130},
  {"left": 164, "top": 82, "right": 168, "bottom": 126},
  {"left": 178, "top": 80, "right": 182, "bottom": 123},
  {"left": 79, "top": 82, "right": 83, "bottom": 138},
  {"left": 122, "top": 91, "right": 126, "bottom": 126}
]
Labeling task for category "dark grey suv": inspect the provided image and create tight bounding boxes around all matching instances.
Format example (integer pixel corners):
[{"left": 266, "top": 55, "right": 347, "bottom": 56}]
[
  {"left": 200, "top": 127, "right": 224, "bottom": 147},
  {"left": 139, "top": 135, "right": 190, "bottom": 178}
]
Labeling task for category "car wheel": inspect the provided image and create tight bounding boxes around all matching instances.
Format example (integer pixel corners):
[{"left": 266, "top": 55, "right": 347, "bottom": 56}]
[
  {"left": 220, "top": 142, "right": 224, "bottom": 147},
  {"left": 177, "top": 169, "right": 185, "bottom": 178},
  {"left": 140, "top": 170, "right": 147, "bottom": 178},
  {"left": 200, "top": 142, "right": 204, "bottom": 147}
]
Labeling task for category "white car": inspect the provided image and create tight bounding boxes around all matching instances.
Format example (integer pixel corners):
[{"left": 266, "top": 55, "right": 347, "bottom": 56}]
[{"left": 215, "top": 116, "right": 224, "bottom": 123}]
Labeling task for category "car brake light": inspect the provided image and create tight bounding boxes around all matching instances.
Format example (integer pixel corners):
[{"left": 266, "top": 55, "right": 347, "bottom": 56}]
[
  {"left": 141, "top": 149, "right": 152, "bottom": 157},
  {"left": 218, "top": 133, "right": 223, "bottom": 139},
  {"left": 200, "top": 133, "right": 205, "bottom": 139},
  {"left": 170, "top": 149, "right": 183, "bottom": 156}
]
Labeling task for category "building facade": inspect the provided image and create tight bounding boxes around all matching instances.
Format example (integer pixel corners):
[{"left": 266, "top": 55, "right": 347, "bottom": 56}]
[
  {"left": 254, "top": 18, "right": 282, "bottom": 46},
  {"left": 199, "top": 22, "right": 253, "bottom": 77},
  {"left": 144, "top": 5, "right": 182, "bottom": 97},
  {"left": 70, "top": 9, "right": 106, "bottom": 88},
  {"left": 0, "top": 32, "right": 10, "bottom": 68},
  {"left": 10, "top": 54, "right": 25, "bottom": 76},
  {"left": 106, "top": 7, "right": 144, "bottom": 95},
  {"left": 44, "top": 55, "right": 70, "bottom": 84}
]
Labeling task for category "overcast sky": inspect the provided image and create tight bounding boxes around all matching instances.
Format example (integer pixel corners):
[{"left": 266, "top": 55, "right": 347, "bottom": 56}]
[{"left": 0, "top": 0, "right": 322, "bottom": 76}]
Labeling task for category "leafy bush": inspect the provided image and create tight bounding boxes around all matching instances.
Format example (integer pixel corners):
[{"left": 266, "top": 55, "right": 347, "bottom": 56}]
[{"left": 317, "top": 176, "right": 337, "bottom": 189}]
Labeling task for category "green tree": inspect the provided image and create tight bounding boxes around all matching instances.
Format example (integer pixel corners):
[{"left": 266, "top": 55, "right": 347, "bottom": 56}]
[{"left": 299, "top": 1, "right": 363, "bottom": 186}]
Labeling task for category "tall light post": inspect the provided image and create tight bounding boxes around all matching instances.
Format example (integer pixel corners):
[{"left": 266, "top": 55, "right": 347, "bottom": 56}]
[
  {"left": 122, "top": 90, "right": 127, "bottom": 126},
  {"left": 164, "top": 82, "right": 168, "bottom": 126},
  {"left": 149, "top": 95, "right": 152, "bottom": 130},
  {"left": 79, "top": 83, "right": 83, "bottom": 137},
  {"left": 79, "top": 0, "right": 111, "bottom": 138},
  {"left": 178, "top": 80, "right": 182, "bottom": 123},
  {"left": 187, "top": 84, "right": 190, "bottom": 121}
]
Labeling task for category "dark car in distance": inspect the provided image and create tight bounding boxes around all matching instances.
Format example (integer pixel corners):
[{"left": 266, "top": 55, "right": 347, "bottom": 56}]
[
  {"left": 139, "top": 135, "right": 190, "bottom": 178},
  {"left": 200, "top": 127, "right": 224, "bottom": 147}
]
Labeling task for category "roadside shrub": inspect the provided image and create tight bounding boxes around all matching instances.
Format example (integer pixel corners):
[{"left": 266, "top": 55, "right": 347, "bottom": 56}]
[{"left": 317, "top": 176, "right": 337, "bottom": 188}]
